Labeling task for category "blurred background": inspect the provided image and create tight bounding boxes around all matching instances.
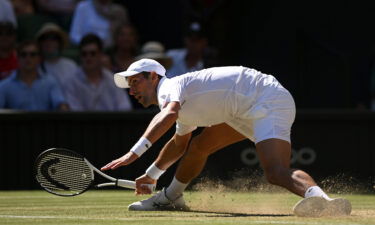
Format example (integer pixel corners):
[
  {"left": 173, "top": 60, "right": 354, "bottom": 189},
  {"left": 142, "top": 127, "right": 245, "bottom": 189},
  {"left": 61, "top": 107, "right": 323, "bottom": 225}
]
[{"left": 0, "top": 0, "right": 374, "bottom": 191}]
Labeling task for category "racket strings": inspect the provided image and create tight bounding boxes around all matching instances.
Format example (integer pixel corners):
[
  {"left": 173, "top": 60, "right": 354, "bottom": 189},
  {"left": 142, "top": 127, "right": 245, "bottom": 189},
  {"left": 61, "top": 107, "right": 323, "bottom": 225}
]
[{"left": 36, "top": 151, "right": 93, "bottom": 195}]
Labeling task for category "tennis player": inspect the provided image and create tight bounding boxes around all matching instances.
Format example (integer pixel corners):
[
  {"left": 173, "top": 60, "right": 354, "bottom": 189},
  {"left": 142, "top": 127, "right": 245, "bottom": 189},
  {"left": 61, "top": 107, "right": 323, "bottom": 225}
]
[{"left": 101, "top": 59, "right": 351, "bottom": 217}]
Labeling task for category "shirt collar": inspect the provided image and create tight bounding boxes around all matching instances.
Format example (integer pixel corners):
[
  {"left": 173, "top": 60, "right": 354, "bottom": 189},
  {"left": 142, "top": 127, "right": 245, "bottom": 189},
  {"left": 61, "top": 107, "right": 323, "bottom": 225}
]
[
  {"left": 156, "top": 77, "right": 167, "bottom": 96},
  {"left": 156, "top": 76, "right": 169, "bottom": 107}
]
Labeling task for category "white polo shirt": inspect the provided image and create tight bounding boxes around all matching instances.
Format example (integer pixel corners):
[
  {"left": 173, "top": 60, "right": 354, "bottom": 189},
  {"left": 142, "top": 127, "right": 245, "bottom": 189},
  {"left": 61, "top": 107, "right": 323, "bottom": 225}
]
[{"left": 157, "top": 66, "right": 293, "bottom": 141}]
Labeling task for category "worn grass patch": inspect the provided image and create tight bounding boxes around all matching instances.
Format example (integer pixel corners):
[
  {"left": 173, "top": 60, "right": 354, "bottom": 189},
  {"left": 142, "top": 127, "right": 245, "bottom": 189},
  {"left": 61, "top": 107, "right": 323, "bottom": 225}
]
[{"left": 0, "top": 190, "right": 374, "bottom": 225}]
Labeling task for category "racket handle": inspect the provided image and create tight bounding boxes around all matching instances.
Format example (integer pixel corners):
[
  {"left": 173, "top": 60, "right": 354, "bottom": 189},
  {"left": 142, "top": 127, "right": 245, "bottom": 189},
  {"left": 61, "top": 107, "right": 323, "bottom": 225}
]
[
  {"left": 117, "top": 179, "right": 136, "bottom": 189},
  {"left": 142, "top": 184, "right": 156, "bottom": 192},
  {"left": 117, "top": 180, "right": 155, "bottom": 192}
]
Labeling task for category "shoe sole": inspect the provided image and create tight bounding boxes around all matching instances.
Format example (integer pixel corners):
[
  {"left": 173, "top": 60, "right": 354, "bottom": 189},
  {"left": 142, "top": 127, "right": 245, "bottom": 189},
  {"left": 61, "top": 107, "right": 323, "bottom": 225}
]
[
  {"left": 322, "top": 198, "right": 352, "bottom": 216},
  {"left": 293, "top": 197, "right": 351, "bottom": 217}
]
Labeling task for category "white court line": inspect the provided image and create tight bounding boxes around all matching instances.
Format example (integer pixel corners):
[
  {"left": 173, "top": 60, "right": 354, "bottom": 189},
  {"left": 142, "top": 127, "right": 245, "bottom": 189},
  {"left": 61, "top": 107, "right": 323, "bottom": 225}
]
[
  {"left": 0, "top": 215, "right": 149, "bottom": 221},
  {"left": 1, "top": 215, "right": 58, "bottom": 219},
  {"left": 0, "top": 215, "right": 91, "bottom": 220},
  {"left": 253, "top": 222, "right": 363, "bottom": 225}
]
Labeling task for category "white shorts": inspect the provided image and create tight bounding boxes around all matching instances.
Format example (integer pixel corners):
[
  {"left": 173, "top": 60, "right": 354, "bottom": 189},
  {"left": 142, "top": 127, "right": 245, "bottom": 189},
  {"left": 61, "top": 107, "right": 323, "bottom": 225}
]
[{"left": 226, "top": 88, "right": 295, "bottom": 144}]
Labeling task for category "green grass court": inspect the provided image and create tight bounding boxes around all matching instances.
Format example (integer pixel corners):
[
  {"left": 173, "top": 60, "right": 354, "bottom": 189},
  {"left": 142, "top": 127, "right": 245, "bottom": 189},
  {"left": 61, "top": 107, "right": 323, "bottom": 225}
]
[{"left": 0, "top": 190, "right": 374, "bottom": 225}]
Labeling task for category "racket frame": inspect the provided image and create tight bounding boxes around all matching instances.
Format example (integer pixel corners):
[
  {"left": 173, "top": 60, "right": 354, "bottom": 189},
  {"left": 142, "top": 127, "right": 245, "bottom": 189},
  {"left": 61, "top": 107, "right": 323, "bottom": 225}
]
[
  {"left": 84, "top": 159, "right": 136, "bottom": 189},
  {"left": 35, "top": 148, "right": 136, "bottom": 197}
]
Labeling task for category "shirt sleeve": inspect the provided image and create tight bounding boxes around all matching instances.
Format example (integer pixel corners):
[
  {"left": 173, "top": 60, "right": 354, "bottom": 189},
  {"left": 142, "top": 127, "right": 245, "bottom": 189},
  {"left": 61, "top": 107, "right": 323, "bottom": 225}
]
[
  {"left": 175, "top": 122, "right": 197, "bottom": 136},
  {"left": 168, "top": 79, "right": 183, "bottom": 103}
]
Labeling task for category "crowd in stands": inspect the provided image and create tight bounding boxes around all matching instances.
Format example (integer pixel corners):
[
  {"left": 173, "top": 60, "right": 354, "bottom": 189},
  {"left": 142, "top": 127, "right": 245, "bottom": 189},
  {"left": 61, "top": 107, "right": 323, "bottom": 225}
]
[{"left": 0, "top": 0, "right": 217, "bottom": 112}]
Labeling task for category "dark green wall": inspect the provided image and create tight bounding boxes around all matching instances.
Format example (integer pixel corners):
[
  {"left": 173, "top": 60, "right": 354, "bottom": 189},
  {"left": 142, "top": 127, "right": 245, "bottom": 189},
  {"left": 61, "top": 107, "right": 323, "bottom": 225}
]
[{"left": 0, "top": 110, "right": 374, "bottom": 190}]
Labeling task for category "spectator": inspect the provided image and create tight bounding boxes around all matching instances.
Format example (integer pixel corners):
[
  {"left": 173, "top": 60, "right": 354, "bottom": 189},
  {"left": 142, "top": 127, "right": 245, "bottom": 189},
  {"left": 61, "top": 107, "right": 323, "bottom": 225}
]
[
  {"left": 36, "top": 23, "right": 78, "bottom": 89},
  {"left": 11, "top": 0, "right": 35, "bottom": 15},
  {"left": 0, "top": 21, "right": 18, "bottom": 80},
  {"left": 136, "top": 41, "right": 172, "bottom": 71},
  {"left": 108, "top": 23, "right": 139, "bottom": 73},
  {"left": 69, "top": 0, "right": 129, "bottom": 48},
  {"left": 64, "top": 34, "right": 132, "bottom": 111},
  {"left": 0, "top": 40, "right": 68, "bottom": 111},
  {"left": 167, "top": 21, "right": 217, "bottom": 77},
  {"left": 0, "top": 0, "right": 17, "bottom": 27},
  {"left": 36, "top": 0, "right": 79, "bottom": 15},
  {"left": 36, "top": 0, "right": 80, "bottom": 31}
]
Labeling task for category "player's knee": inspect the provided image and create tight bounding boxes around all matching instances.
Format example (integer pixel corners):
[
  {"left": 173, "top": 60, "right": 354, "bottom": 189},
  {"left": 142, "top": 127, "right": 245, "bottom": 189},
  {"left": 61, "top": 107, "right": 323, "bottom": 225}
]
[{"left": 187, "top": 138, "right": 210, "bottom": 158}]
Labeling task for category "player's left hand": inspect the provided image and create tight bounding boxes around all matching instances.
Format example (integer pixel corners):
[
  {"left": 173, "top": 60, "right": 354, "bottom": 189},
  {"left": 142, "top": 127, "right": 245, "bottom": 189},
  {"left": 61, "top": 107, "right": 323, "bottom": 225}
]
[
  {"left": 135, "top": 174, "right": 156, "bottom": 195},
  {"left": 101, "top": 151, "right": 139, "bottom": 171}
]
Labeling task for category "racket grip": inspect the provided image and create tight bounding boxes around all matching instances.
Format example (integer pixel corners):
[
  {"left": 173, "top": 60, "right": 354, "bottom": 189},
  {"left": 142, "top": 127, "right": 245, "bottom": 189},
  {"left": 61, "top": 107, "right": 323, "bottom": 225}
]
[
  {"left": 117, "top": 179, "right": 155, "bottom": 192},
  {"left": 141, "top": 184, "right": 156, "bottom": 192},
  {"left": 117, "top": 179, "right": 136, "bottom": 189}
]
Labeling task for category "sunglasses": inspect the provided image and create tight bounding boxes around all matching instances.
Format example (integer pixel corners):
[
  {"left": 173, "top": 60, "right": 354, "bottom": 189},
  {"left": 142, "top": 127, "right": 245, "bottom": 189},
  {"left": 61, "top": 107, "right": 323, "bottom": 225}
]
[
  {"left": 81, "top": 50, "right": 99, "bottom": 57},
  {"left": 19, "top": 51, "right": 39, "bottom": 58}
]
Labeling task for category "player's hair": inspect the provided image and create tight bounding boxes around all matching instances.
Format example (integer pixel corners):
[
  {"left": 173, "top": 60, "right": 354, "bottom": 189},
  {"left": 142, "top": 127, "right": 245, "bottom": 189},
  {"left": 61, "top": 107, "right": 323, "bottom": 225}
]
[
  {"left": 141, "top": 72, "right": 151, "bottom": 78},
  {"left": 141, "top": 72, "right": 163, "bottom": 80}
]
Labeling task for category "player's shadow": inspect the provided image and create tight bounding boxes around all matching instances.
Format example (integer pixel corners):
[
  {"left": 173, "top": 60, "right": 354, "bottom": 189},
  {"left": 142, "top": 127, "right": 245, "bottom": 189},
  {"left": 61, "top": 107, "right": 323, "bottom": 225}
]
[{"left": 186, "top": 209, "right": 292, "bottom": 217}]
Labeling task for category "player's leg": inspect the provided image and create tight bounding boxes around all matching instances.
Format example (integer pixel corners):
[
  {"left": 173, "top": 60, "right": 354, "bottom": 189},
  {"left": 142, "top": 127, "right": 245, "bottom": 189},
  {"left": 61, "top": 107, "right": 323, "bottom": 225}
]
[
  {"left": 255, "top": 138, "right": 317, "bottom": 197},
  {"left": 175, "top": 123, "right": 246, "bottom": 183},
  {"left": 252, "top": 89, "right": 350, "bottom": 216},
  {"left": 164, "top": 123, "right": 246, "bottom": 201},
  {"left": 128, "top": 123, "right": 246, "bottom": 211},
  {"left": 256, "top": 138, "right": 351, "bottom": 217}
]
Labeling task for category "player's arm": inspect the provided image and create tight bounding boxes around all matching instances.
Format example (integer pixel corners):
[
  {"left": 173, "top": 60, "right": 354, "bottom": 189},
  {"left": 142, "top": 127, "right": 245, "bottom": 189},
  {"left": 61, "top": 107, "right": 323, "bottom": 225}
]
[
  {"left": 154, "top": 132, "right": 192, "bottom": 170},
  {"left": 143, "top": 101, "right": 180, "bottom": 143},
  {"left": 101, "top": 101, "right": 180, "bottom": 171},
  {"left": 134, "top": 132, "right": 191, "bottom": 194}
]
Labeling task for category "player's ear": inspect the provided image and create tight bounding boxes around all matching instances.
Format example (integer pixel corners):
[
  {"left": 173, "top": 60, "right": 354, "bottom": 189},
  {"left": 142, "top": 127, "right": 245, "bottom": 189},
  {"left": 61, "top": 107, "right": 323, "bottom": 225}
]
[{"left": 150, "top": 71, "right": 158, "bottom": 81}]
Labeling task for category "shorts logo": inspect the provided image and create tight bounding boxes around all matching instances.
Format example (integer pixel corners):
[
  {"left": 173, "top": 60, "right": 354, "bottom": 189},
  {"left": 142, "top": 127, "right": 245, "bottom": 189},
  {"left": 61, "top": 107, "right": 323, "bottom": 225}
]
[{"left": 240, "top": 147, "right": 317, "bottom": 166}]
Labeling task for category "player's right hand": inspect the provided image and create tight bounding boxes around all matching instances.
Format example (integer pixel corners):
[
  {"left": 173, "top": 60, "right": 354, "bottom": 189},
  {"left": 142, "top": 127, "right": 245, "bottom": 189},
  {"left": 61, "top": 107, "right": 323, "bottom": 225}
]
[
  {"left": 135, "top": 174, "right": 156, "bottom": 195},
  {"left": 100, "top": 151, "right": 139, "bottom": 171}
]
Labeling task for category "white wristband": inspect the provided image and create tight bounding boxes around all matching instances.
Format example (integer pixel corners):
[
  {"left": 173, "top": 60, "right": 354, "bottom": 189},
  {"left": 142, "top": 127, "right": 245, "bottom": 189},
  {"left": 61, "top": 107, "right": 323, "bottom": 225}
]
[
  {"left": 130, "top": 137, "right": 152, "bottom": 157},
  {"left": 145, "top": 163, "right": 165, "bottom": 180}
]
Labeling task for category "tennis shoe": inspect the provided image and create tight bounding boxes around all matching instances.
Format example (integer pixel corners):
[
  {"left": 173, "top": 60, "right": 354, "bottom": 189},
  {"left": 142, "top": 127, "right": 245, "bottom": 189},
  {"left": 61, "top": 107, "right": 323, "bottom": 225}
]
[
  {"left": 128, "top": 188, "right": 188, "bottom": 211},
  {"left": 293, "top": 196, "right": 351, "bottom": 217}
]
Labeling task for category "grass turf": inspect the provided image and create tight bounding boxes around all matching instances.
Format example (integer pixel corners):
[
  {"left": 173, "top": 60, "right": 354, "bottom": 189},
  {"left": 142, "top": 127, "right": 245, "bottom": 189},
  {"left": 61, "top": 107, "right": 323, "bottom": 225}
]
[{"left": 0, "top": 190, "right": 374, "bottom": 225}]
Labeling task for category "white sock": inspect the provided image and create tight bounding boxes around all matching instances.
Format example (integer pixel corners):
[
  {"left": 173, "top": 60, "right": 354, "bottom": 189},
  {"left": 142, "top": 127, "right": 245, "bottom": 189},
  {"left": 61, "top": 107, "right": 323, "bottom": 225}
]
[
  {"left": 165, "top": 177, "right": 188, "bottom": 200},
  {"left": 304, "top": 186, "right": 332, "bottom": 200}
]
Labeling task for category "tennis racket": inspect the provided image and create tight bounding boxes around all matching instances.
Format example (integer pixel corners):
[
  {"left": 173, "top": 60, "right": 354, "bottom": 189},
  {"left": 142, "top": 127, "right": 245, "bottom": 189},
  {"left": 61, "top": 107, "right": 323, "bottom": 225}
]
[{"left": 34, "top": 148, "right": 153, "bottom": 197}]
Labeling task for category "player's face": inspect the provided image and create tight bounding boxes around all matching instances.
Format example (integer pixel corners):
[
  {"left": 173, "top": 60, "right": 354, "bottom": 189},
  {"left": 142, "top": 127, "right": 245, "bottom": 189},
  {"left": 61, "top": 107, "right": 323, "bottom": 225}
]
[{"left": 127, "top": 73, "right": 157, "bottom": 107}]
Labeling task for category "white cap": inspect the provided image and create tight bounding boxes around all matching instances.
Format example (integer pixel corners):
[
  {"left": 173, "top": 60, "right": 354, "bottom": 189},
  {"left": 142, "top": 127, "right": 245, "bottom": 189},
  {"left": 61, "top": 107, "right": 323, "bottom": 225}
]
[{"left": 114, "top": 58, "right": 166, "bottom": 88}]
